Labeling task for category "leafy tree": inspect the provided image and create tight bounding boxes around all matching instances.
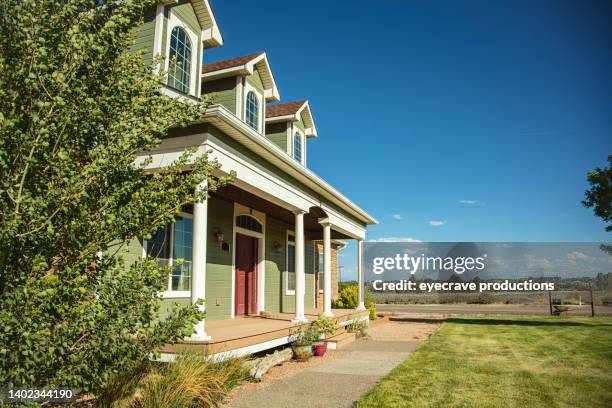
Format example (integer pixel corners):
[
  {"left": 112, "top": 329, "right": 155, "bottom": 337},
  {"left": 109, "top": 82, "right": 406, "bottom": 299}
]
[
  {"left": 0, "top": 0, "right": 231, "bottom": 396},
  {"left": 583, "top": 155, "right": 612, "bottom": 231},
  {"left": 582, "top": 155, "right": 612, "bottom": 255}
]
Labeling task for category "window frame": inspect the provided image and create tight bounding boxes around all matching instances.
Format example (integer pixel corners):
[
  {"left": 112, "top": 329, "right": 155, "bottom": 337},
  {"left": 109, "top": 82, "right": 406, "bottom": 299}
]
[
  {"left": 293, "top": 131, "right": 302, "bottom": 163},
  {"left": 164, "top": 12, "right": 198, "bottom": 97},
  {"left": 143, "top": 211, "right": 193, "bottom": 298},
  {"left": 317, "top": 248, "right": 324, "bottom": 294},
  {"left": 245, "top": 90, "right": 260, "bottom": 131},
  {"left": 167, "top": 26, "right": 192, "bottom": 94},
  {"left": 285, "top": 230, "right": 296, "bottom": 295}
]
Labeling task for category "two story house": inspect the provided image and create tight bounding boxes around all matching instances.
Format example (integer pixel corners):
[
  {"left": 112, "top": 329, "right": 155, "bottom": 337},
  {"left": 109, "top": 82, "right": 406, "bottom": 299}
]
[{"left": 128, "top": 0, "right": 377, "bottom": 357}]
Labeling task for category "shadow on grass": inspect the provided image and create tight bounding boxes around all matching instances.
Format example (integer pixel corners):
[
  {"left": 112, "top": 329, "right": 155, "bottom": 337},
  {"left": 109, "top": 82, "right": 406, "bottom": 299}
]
[{"left": 446, "top": 317, "right": 612, "bottom": 327}]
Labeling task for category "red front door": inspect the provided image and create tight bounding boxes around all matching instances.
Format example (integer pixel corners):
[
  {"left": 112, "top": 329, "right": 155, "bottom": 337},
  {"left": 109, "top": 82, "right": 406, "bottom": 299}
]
[{"left": 235, "top": 233, "right": 258, "bottom": 316}]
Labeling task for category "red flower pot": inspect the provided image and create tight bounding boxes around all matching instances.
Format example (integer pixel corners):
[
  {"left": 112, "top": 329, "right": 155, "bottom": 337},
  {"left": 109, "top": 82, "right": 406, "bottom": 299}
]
[{"left": 313, "top": 342, "right": 327, "bottom": 357}]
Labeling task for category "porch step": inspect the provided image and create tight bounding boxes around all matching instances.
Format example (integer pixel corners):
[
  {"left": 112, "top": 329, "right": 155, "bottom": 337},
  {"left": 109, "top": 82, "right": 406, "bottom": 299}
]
[{"left": 325, "top": 332, "right": 356, "bottom": 350}]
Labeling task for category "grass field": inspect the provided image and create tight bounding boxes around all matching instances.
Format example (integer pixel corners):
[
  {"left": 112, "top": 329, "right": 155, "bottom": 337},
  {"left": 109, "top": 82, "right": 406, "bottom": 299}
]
[{"left": 357, "top": 316, "right": 612, "bottom": 408}]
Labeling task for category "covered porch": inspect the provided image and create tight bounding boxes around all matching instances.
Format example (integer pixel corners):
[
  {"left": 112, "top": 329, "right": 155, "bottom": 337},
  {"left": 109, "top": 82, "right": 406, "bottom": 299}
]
[
  {"left": 138, "top": 105, "right": 377, "bottom": 355},
  {"left": 162, "top": 308, "right": 369, "bottom": 359},
  {"left": 188, "top": 180, "right": 369, "bottom": 340}
]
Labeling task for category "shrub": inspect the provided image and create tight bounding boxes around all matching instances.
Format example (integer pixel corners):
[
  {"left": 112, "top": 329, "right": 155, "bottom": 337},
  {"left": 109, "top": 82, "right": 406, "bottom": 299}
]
[
  {"left": 131, "top": 351, "right": 248, "bottom": 408},
  {"left": 468, "top": 293, "right": 494, "bottom": 304},
  {"left": 0, "top": 0, "right": 232, "bottom": 394},
  {"left": 365, "top": 297, "right": 377, "bottom": 320},
  {"left": 335, "top": 285, "right": 377, "bottom": 320},
  {"left": 335, "top": 285, "right": 359, "bottom": 309}
]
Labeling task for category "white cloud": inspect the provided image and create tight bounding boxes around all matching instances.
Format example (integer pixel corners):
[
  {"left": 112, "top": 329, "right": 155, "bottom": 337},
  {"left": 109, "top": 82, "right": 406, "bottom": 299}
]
[
  {"left": 459, "top": 200, "right": 481, "bottom": 205},
  {"left": 429, "top": 220, "right": 446, "bottom": 227},
  {"left": 566, "top": 251, "right": 587, "bottom": 261},
  {"left": 368, "top": 237, "right": 422, "bottom": 243},
  {"left": 392, "top": 214, "right": 402, "bottom": 220}
]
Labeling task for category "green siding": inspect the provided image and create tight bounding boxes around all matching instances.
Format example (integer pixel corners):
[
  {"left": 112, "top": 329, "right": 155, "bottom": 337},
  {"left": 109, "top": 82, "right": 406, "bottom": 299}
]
[
  {"left": 159, "top": 298, "right": 191, "bottom": 321},
  {"left": 305, "top": 235, "right": 316, "bottom": 309},
  {"left": 265, "top": 122, "right": 288, "bottom": 152},
  {"left": 264, "top": 216, "right": 285, "bottom": 312},
  {"left": 171, "top": 1, "right": 201, "bottom": 32},
  {"left": 246, "top": 68, "right": 265, "bottom": 93},
  {"left": 205, "top": 196, "right": 234, "bottom": 320},
  {"left": 123, "top": 237, "right": 144, "bottom": 267},
  {"left": 202, "top": 77, "right": 237, "bottom": 114},
  {"left": 131, "top": 7, "right": 156, "bottom": 65}
]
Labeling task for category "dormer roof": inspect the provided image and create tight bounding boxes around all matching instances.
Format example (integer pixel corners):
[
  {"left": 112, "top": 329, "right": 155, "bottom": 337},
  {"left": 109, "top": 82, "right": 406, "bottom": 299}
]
[
  {"left": 266, "top": 100, "right": 318, "bottom": 138},
  {"left": 162, "top": 0, "right": 222, "bottom": 48},
  {"left": 201, "top": 52, "right": 280, "bottom": 101}
]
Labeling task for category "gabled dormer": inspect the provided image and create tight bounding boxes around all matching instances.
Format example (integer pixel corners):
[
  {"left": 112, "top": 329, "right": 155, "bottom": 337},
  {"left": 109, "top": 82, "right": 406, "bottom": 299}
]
[
  {"left": 131, "top": 1, "right": 223, "bottom": 100},
  {"left": 201, "top": 52, "right": 280, "bottom": 133},
  {"left": 265, "top": 100, "right": 317, "bottom": 166}
]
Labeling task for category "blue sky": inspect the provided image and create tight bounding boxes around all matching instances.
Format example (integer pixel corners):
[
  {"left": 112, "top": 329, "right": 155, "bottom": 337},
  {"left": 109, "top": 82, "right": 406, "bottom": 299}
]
[{"left": 206, "top": 0, "right": 612, "bottom": 279}]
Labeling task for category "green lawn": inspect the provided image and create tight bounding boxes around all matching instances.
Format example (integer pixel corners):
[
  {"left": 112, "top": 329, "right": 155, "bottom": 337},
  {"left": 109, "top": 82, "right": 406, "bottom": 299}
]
[{"left": 357, "top": 316, "right": 612, "bottom": 408}]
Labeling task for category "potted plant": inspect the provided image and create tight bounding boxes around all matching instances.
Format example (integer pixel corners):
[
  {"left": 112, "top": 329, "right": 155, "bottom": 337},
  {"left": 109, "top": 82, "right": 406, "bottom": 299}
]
[
  {"left": 290, "top": 326, "right": 317, "bottom": 361},
  {"left": 345, "top": 320, "right": 360, "bottom": 333},
  {"left": 311, "top": 314, "right": 337, "bottom": 357},
  {"left": 358, "top": 320, "right": 369, "bottom": 337}
]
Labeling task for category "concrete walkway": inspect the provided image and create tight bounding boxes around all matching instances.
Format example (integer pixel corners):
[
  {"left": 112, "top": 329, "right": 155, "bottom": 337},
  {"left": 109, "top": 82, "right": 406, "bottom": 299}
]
[{"left": 225, "top": 330, "right": 423, "bottom": 408}]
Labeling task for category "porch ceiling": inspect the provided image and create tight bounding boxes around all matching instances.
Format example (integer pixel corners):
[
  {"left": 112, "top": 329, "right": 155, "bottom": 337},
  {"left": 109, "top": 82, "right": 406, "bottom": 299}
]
[{"left": 212, "top": 184, "right": 352, "bottom": 239}]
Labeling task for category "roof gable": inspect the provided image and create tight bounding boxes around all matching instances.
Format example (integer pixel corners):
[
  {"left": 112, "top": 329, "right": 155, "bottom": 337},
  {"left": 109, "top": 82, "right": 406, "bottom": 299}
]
[
  {"left": 163, "top": 0, "right": 222, "bottom": 48},
  {"left": 266, "top": 100, "right": 318, "bottom": 138},
  {"left": 201, "top": 52, "right": 280, "bottom": 101}
]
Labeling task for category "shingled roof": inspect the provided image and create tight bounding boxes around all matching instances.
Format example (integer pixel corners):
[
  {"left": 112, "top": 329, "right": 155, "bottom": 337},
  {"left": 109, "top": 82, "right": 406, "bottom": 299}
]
[
  {"left": 266, "top": 100, "right": 307, "bottom": 118},
  {"left": 265, "top": 100, "right": 317, "bottom": 138},
  {"left": 201, "top": 52, "right": 279, "bottom": 101},
  {"left": 201, "top": 52, "right": 264, "bottom": 74}
]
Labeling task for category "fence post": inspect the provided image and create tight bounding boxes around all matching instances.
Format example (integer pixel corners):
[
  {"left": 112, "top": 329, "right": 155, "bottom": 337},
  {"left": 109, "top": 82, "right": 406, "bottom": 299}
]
[
  {"left": 590, "top": 285, "right": 595, "bottom": 317},
  {"left": 549, "top": 291, "right": 553, "bottom": 316}
]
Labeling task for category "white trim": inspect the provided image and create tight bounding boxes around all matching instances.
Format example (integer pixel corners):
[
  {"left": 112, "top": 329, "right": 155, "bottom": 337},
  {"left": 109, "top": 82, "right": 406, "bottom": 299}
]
[
  {"left": 152, "top": 4, "right": 165, "bottom": 72},
  {"left": 285, "top": 229, "right": 296, "bottom": 296},
  {"left": 231, "top": 204, "right": 266, "bottom": 317},
  {"left": 285, "top": 122, "right": 291, "bottom": 156},
  {"left": 291, "top": 130, "right": 304, "bottom": 165},
  {"left": 316, "top": 244, "right": 324, "bottom": 294},
  {"left": 235, "top": 76, "right": 242, "bottom": 119},
  {"left": 164, "top": 290, "right": 191, "bottom": 298},
  {"left": 199, "top": 0, "right": 223, "bottom": 48},
  {"left": 243, "top": 84, "right": 263, "bottom": 133},
  {"left": 164, "top": 12, "right": 198, "bottom": 97},
  {"left": 160, "top": 84, "right": 199, "bottom": 103}
]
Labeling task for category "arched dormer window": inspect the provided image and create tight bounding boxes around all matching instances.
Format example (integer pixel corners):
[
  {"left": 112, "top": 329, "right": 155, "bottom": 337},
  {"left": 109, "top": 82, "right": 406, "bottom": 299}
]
[
  {"left": 236, "top": 215, "right": 262, "bottom": 233},
  {"left": 293, "top": 132, "right": 302, "bottom": 162},
  {"left": 246, "top": 91, "right": 259, "bottom": 130},
  {"left": 168, "top": 26, "right": 192, "bottom": 94}
]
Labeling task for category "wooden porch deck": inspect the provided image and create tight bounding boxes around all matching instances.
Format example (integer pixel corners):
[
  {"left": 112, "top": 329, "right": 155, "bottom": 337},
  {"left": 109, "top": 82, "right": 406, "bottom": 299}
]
[{"left": 161, "top": 308, "right": 368, "bottom": 358}]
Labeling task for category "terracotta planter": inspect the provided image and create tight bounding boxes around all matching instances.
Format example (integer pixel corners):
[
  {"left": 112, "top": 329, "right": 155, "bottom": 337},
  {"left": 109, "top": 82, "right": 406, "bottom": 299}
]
[
  {"left": 292, "top": 344, "right": 313, "bottom": 361},
  {"left": 313, "top": 342, "right": 327, "bottom": 356}
]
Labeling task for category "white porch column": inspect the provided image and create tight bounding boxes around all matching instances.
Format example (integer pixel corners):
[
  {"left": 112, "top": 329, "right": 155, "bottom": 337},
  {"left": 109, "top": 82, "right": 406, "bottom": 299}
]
[
  {"left": 190, "top": 179, "right": 211, "bottom": 341},
  {"left": 320, "top": 219, "right": 333, "bottom": 317},
  {"left": 357, "top": 239, "right": 366, "bottom": 311},
  {"left": 292, "top": 210, "right": 307, "bottom": 323}
]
